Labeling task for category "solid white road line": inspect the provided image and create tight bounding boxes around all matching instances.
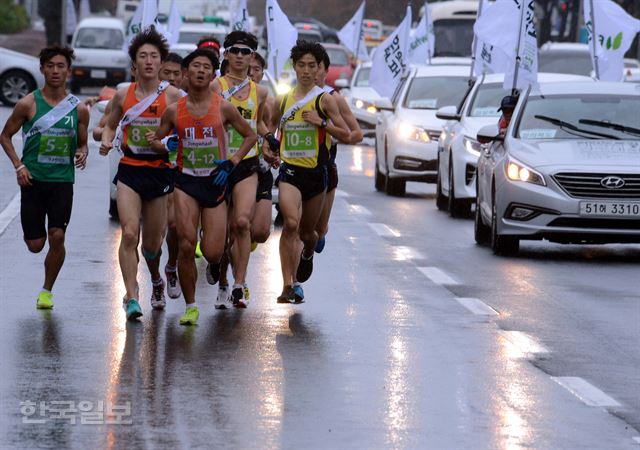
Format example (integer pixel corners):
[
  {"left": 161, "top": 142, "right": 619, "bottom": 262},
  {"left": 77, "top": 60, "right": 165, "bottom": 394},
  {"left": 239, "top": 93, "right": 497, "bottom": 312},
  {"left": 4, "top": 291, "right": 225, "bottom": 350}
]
[
  {"left": 500, "top": 330, "right": 550, "bottom": 356},
  {"left": 0, "top": 193, "right": 20, "bottom": 236},
  {"left": 417, "top": 267, "right": 459, "bottom": 285},
  {"left": 348, "top": 204, "right": 372, "bottom": 216},
  {"left": 455, "top": 297, "right": 499, "bottom": 315},
  {"left": 551, "top": 377, "right": 622, "bottom": 407},
  {"left": 632, "top": 436, "right": 640, "bottom": 445},
  {"left": 368, "top": 223, "right": 401, "bottom": 238}
]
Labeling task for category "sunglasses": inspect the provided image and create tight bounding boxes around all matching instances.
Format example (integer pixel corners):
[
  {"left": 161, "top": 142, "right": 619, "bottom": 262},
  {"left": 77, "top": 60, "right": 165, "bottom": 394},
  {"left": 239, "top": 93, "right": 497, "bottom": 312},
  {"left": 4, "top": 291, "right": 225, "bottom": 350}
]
[{"left": 227, "top": 46, "right": 253, "bottom": 56}]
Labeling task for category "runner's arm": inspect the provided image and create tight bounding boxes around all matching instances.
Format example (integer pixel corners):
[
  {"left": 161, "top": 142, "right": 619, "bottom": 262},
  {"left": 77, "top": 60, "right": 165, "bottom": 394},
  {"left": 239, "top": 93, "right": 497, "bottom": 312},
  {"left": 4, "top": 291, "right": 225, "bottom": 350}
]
[
  {"left": 148, "top": 104, "right": 177, "bottom": 153},
  {"left": 261, "top": 95, "right": 282, "bottom": 163},
  {"left": 336, "top": 94, "right": 363, "bottom": 145},
  {"left": 221, "top": 99, "right": 257, "bottom": 165},
  {"left": 75, "top": 103, "right": 90, "bottom": 169},
  {"left": 92, "top": 98, "right": 113, "bottom": 142},
  {"left": 99, "top": 89, "right": 125, "bottom": 155},
  {"left": 256, "top": 85, "right": 270, "bottom": 137},
  {"left": 0, "top": 95, "right": 35, "bottom": 186},
  {"left": 311, "top": 94, "right": 350, "bottom": 143}
]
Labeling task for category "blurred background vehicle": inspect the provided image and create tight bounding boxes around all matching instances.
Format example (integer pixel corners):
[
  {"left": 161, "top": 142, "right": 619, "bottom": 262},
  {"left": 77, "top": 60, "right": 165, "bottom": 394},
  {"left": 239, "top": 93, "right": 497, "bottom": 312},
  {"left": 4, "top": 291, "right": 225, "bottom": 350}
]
[{"left": 0, "top": 48, "right": 44, "bottom": 106}]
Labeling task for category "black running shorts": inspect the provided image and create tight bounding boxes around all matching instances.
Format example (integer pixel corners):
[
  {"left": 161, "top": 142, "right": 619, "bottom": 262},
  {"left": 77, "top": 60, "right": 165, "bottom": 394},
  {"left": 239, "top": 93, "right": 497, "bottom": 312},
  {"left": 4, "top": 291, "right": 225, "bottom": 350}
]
[
  {"left": 327, "top": 161, "right": 339, "bottom": 192},
  {"left": 256, "top": 169, "right": 274, "bottom": 201},
  {"left": 114, "top": 163, "right": 174, "bottom": 201},
  {"left": 20, "top": 180, "right": 73, "bottom": 240},
  {"left": 175, "top": 171, "right": 227, "bottom": 208},
  {"left": 228, "top": 156, "right": 259, "bottom": 191},
  {"left": 277, "top": 163, "right": 327, "bottom": 201}
]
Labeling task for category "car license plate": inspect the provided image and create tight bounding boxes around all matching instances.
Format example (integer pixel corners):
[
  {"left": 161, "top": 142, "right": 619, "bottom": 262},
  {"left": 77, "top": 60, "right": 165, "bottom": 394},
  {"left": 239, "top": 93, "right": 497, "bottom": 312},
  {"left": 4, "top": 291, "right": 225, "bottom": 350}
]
[
  {"left": 91, "top": 70, "right": 107, "bottom": 79},
  {"left": 579, "top": 201, "right": 640, "bottom": 217}
]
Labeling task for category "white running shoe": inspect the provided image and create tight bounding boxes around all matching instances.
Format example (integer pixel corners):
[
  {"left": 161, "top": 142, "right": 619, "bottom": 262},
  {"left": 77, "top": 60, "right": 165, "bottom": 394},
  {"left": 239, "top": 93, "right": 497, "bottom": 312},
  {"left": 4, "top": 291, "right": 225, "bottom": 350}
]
[
  {"left": 150, "top": 279, "right": 166, "bottom": 310},
  {"left": 165, "top": 269, "right": 181, "bottom": 299},
  {"left": 215, "top": 285, "right": 231, "bottom": 310}
]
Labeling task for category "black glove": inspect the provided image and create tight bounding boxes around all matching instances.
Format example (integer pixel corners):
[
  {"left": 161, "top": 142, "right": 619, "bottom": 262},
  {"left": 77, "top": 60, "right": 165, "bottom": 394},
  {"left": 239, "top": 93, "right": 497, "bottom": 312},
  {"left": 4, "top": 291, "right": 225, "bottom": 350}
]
[{"left": 264, "top": 133, "right": 280, "bottom": 154}]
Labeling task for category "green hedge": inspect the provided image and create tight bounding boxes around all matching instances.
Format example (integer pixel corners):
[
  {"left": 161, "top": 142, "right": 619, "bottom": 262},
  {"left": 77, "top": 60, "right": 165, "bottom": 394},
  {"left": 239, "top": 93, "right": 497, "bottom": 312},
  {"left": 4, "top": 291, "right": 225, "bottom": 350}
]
[{"left": 0, "top": 0, "right": 30, "bottom": 34}]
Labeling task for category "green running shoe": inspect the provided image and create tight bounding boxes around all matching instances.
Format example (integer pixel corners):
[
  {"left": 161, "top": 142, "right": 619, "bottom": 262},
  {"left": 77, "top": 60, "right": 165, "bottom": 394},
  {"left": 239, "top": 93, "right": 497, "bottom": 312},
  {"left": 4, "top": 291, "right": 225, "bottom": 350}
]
[
  {"left": 123, "top": 298, "right": 143, "bottom": 321},
  {"left": 180, "top": 306, "right": 199, "bottom": 326},
  {"left": 195, "top": 241, "right": 203, "bottom": 258},
  {"left": 36, "top": 291, "right": 53, "bottom": 309}
]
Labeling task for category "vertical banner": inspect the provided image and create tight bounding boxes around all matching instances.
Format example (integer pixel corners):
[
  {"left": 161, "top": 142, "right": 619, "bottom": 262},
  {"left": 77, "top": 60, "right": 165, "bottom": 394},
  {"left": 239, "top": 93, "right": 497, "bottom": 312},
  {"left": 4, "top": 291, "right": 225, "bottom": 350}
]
[
  {"left": 164, "top": 0, "right": 182, "bottom": 46},
  {"left": 232, "top": 0, "right": 251, "bottom": 32},
  {"left": 338, "top": 1, "right": 370, "bottom": 62},
  {"left": 409, "top": 2, "right": 435, "bottom": 64},
  {"left": 124, "top": 0, "right": 159, "bottom": 48},
  {"left": 265, "top": 0, "right": 298, "bottom": 80}
]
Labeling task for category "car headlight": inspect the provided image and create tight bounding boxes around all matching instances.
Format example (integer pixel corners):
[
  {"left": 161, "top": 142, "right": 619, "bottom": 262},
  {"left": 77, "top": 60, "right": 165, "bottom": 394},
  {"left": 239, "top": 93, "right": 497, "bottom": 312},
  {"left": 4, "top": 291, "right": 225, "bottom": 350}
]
[
  {"left": 506, "top": 158, "right": 545, "bottom": 186},
  {"left": 397, "top": 122, "right": 430, "bottom": 143},
  {"left": 463, "top": 136, "right": 481, "bottom": 157},
  {"left": 354, "top": 99, "right": 365, "bottom": 109},
  {"left": 276, "top": 82, "right": 292, "bottom": 95}
]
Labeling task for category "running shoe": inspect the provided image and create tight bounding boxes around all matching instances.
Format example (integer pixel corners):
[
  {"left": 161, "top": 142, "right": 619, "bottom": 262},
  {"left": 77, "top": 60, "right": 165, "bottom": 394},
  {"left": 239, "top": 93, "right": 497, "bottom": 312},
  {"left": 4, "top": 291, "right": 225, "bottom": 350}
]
[
  {"left": 315, "top": 236, "right": 326, "bottom": 254},
  {"left": 124, "top": 298, "right": 143, "bottom": 321},
  {"left": 231, "top": 285, "right": 248, "bottom": 308},
  {"left": 215, "top": 285, "right": 231, "bottom": 310},
  {"left": 165, "top": 268, "right": 181, "bottom": 299},
  {"left": 36, "top": 291, "right": 53, "bottom": 309},
  {"left": 206, "top": 262, "right": 220, "bottom": 285},
  {"left": 277, "top": 285, "right": 295, "bottom": 304},
  {"left": 195, "top": 241, "right": 203, "bottom": 258},
  {"left": 150, "top": 279, "right": 166, "bottom": 310},
  {"left": 179, "top": 306, "right": 199, "bottom": 325},
  {"left": 250, "top": 241, "right": 258, "bottom": 252},
  {"left": 296, "top": 253, "right": 314, "bottom": 283},
  {"left": 243, "top": 284, "right": 250, "bottom": 301},
  {"left": 292, "top": 283, "right": 305, "bottom": 304}
]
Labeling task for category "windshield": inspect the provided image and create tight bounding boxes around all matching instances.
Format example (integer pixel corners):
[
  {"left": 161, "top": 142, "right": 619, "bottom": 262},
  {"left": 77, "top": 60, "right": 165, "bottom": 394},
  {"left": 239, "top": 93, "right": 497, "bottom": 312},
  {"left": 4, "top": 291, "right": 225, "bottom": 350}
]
[
  {"left": 433, "top": 19, "right": 474, "bottom": 57},
  {"left": 326, "top": 48, "right": 349, "bottom": 66},
  {"left": 355, "top": 67, "right": 370, "bottom": 87},
  {"left": 297, "top": 31, "right": 322, "bottom": 43},
  {"left": 403, "top": 76, "right": 469, "bottom": 110},
  {"left": 538, "top": 51, "right": 593, "bottom": 76},
  {"left": 517, "top": 95, "right": 640, "bottom": 140},
  {"left": 179, "top": 31, "right": 225, "bottom": 45},
  {"left": 75, "top": 28, "right": 123, "bottom": 49},
  {"left": 468, "top": 83, "right": 510, "bottom": 117}
]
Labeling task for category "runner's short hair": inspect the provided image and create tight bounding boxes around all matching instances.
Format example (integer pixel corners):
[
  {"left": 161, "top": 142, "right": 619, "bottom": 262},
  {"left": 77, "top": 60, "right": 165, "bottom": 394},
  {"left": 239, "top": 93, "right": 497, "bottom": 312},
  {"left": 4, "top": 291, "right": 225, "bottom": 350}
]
[
  {"left": 252, "top": 52, "right": 266, "bottom": 69},
  {"left": 183, "top": 48, "right": 220, "bottom": 72},
  {"left": 290, "top": 40, "right": 325, "bottom": 64},
  {"left": 224, "top": 31, "right": 258, "bottom": 51},
  {"left": 164, "top": 52, "right": 183, "bottom": 66},
  {"left": 320, "top": 46, "right": 331, "bottom": 70},
  {"left": 39, "top": 46, "right": 75, "bottom": 68},
  {"left": 220, "top": 59, "right": 229, "bottom": 76},
  {"left": 128, "top": 26, "right": 169, "bottom": 62}
]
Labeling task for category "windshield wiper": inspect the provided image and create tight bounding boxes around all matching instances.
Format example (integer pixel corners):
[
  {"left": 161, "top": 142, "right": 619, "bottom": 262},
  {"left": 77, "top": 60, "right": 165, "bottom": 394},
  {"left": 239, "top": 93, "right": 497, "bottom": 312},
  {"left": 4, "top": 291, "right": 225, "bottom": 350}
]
[
  {"left": 578, "top": 119, "right": 640, "bottom": 138},
  {"left": 534, "top": 115, "right": 619, "bottom": 140}
]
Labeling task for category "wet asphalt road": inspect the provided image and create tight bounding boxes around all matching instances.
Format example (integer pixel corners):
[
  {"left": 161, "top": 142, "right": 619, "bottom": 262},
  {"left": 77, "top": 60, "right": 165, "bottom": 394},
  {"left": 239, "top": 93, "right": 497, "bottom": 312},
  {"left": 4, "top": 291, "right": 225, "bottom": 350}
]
[{"left": 0, "top": 105, "right": 639, "bottom": 449}]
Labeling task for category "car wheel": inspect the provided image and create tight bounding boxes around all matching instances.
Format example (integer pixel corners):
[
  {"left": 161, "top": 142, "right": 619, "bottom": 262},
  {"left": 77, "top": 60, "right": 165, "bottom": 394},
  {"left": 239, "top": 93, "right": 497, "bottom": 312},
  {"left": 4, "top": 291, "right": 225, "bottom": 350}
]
[
  {"left": 109, "top": 199, "right": 119, "bottom": 221},
  {"left": 0, "top": 70, "right": 35, "bottom": 106},
  {"left": 474, "top": 182, "right": 491, "bottom": 245},
  {"left": 448, "top": 159, "right": 471, "bottom": 218},
  {"left": 374, "top": 154, "right": 386, "bottom": 192},
  {"left": 435, "top": 155, "right": 447, "bottom": 210},
  {"left": 490, "top": 190, "right": 519, "bottom": 255},
  {"left": 385, "top": 176, "right": 406, "bottom": 196}
]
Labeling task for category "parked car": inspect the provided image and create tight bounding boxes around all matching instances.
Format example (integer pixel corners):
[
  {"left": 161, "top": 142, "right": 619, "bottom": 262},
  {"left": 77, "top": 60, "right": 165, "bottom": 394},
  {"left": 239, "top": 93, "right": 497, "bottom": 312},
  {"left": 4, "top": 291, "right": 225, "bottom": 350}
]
[
  {"left": 475, "top": 81, "right": 640, "bottom": 255},
  {"left": 289, "top": 17, "right": 339, "bottom": 43},
  {"left": 373, "top": 65, "right": 471, "bottom": 196},
  {"left": 337, "top": 62, "right": 380, "bottom": 136},
  {"left": 0, "top": 48, "right": 44, "bottom": 106},
  {"left": 322, "top": 43, "right": 354, "bottom": 88},
  {"left": 295, "top": 24, "right": 323, "bottom": 43},
  {"left": 436, "top": 73, "right": 591, "bottom": 217},
  {"left": 538, "top": 42, "right": 593, "bottom": 77},
  {"left": 71, "top": 17, "right": 129, "bottom": 93}
]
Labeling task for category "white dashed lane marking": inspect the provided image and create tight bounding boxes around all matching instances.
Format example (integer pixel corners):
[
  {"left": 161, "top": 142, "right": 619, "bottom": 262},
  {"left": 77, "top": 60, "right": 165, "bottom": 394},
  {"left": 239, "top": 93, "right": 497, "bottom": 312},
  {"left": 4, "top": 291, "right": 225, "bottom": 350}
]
[
  {"left": 368, "top": 223, "right": 401, "bottom": 238},
  {"left": 0, "top": 192, "right": 20, "bottom": 236},
  {"left": 417, "top": 267, "right": 459, "bottom": 285},
  {"left": 348, "top": 204, "right": 372, "bottom": 216},
  {"left": 454, "top": 297, "right": 499, "bottom": 315},
  {"left": 500, "top": 330, "right": 550, "bottom": 356},
  {"left": 551, "top": 377, "right": 622, "bottom": 407}
]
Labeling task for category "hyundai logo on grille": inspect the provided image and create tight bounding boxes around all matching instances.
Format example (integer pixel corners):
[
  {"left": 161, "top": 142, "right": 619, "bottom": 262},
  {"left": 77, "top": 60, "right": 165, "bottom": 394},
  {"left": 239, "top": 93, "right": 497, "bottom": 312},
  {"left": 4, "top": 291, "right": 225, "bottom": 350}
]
[{"left": 600, "top": 176, "right": 626, "bottom": 189}]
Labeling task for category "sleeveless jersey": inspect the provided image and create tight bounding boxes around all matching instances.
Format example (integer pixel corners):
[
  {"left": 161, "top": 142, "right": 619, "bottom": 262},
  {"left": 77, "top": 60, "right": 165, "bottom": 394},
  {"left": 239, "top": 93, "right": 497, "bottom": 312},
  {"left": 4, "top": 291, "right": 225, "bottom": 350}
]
[
  {"left": 219, "top": 77, "right": 259, "bottom": 159},
  {"left": 120, "top": 83, "right": 169, "bottom": 168},
  {"left": 175, "top": 95, "right": 227, "bottom": 177},
  {"left": 22, "top": 89, "right": 78, "bottom": 183},
  {"left": 279, "top": 92, "right": 330, "bottom": 169}
]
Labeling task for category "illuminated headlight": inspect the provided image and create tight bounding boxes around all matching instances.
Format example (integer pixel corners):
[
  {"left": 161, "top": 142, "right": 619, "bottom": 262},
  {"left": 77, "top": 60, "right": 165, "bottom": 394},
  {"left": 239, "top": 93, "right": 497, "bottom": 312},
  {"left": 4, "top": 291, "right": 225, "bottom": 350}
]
[
  {"left": 397, "top": 122, "right": 430, "bottom": 143},
  {"left": 276, "top": 82, "right": 292, "bottom": 95},
  {"left": 463, "top": 136, "right": 481, "bottom": 157},
  {"left": 366, "top": 105, "right": 377, "bottom": 114},
  {"left": 506, "top": 158, "right": 545, "bottom": 186},
  {"left": 354, "top": 99, "right": 365, "bottom": 109}
]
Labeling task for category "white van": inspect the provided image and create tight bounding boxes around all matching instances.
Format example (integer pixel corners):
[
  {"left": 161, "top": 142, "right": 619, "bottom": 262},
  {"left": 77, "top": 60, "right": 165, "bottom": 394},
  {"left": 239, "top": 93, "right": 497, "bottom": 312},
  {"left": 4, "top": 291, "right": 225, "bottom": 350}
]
[{"left": 421, "top": 0, "right": 479, "bottom": 57}]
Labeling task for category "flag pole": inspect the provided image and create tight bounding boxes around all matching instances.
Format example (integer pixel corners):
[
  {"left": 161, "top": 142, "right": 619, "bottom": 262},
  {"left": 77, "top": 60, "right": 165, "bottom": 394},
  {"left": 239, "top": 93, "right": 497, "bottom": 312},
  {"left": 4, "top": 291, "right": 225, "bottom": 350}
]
[
  {"left": 355, "top": 1, "right": 365, "bottom": 63},
  {"left": 425, "top": 1, "right": 432, "bottom": 65},
  {"left": 469, "top": 0, "right": 485, "bottom": 78},
  {"left": 511, "top": 0, "right": 527, "bottom": 96},
  {"left": 273, "top": 49, "right": 279, "bottom": 81},
  {"left": 588, "top": 0, "right": 600, "bottom": 80}
]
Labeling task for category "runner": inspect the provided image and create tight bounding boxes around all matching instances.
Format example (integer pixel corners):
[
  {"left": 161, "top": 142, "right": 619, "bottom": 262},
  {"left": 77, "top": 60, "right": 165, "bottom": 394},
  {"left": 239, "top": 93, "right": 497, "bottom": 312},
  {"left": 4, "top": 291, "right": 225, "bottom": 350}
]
[
  {"left": 312, "top": 47, "right": 363, "bottom": 255},
  {"left": 0, "top": 46, "right": 89, "bottom": 309},
  {"left": 266, "top": 40, "right": 349, "bottom": 304},
  {"left": 149, "top": 48, "right": 257, "bottom": 325},
  {"left": 99, "top": 27, "right": 182, "bottom": 321},
  {"left": 210, "top": 31, "right": 270, "bottom": 309}
]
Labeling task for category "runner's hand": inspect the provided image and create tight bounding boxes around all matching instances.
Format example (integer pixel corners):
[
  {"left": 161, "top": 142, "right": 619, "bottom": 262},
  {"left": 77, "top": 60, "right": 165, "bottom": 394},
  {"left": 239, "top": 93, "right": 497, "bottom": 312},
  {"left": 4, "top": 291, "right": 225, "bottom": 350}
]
[
  {"left": 16, "top": 166, "right": 32, "bottom": 187},
  {"left": 75, "top": 149, "right": 88, "bottom": 169},
  {"left": 99, "top": 141, "right": 112, "bottom": 156},
  {"left": 212, "top": 160, "right": 235, "bottom": 186},
  {"left": 145, "top": 129, "right": 156, "bottom": 145},
  {"left": 302, "top": 110, "right": 322, "bottom": 126}
]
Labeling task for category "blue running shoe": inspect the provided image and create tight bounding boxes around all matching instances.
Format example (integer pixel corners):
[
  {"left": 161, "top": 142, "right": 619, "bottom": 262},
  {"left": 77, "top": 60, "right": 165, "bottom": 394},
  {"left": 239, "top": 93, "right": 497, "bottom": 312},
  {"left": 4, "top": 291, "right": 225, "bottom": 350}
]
[
  {"left": 124, "top": 298, "right": 143, "bottom": 321},
  {"left": 315, "top": 236, "right": 326, "bottom": 254},
  {"left": 292, "top": 283, "right": 305, "bottom": 304}
]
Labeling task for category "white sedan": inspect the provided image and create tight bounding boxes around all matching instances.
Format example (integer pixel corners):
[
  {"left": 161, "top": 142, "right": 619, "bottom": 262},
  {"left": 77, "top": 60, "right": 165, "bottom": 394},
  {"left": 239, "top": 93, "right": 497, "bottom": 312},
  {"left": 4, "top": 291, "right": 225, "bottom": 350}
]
[
  {"left": 436, "top": 73, "right": 591, "bottom": 217},
  {"left": 336, "top": 62, "right": 380, "bottom": 136},
  {"left": 373, "top": 65, "right": 471, "bottom": 196},
  {"left": 475, "top": 81, "right": 640, "bottom": 255},
  {"left": 0, "top": 48, "right": 44, "bottom": 106}
]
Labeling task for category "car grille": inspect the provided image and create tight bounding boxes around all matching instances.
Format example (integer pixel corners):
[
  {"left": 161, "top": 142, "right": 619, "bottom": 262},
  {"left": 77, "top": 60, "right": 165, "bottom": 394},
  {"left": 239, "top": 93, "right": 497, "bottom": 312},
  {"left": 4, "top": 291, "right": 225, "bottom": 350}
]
[
  {"left": 553, "top": 173, "right": 640, "bottom": 199},
  {"left": 465, "top": 164, "right": 476, "bottom": 185},
  {"left": 548, "top": 218, "right": 640, "bottom": 230}
]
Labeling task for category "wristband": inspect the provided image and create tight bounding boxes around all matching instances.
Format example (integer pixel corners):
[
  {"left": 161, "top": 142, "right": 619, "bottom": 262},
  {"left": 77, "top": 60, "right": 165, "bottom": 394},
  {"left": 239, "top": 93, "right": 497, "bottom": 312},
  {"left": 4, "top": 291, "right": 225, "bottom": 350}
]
[{"left": 15, "top": 164, "right": 25, "bottom": 173}]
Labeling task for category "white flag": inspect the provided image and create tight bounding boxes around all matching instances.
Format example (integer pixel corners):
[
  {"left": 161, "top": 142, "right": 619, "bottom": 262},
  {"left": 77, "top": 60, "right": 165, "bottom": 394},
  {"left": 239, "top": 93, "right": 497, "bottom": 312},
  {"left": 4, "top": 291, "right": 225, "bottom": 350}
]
[
  {"left": 65, "top": 0, "right": 77, "bottom": 37},
  {"left": 370, "top": 6, "right": 412, "bottom": 99},
  {"left": 474, "top": 0, "right": 537, "bottom": 90},
  {"left": 125, "top": 0, "right": 159, "bottom": 48},
  {"left": 584, "top": 0, "right": 640, "bottom": 82},
  {"left": 265, "top": 0, "right": 298, "bottom": 80},
  {"left": 338, "top": 1, "right": 370, "bottom": 62},
  {"left": 472, "top": 0, "right": 510, "bottom": 76},
  {"left": 79, "top": 0, "right": 91, "bottom": 21},
  {"left": 164, "top": 0, "right": 182, "bottom": 46},
  {"left": 232, "top": 0, "right": 251, "bottom": 32},
  {"left": 409, "top": 2, "right": 435, "bottom": 64}
]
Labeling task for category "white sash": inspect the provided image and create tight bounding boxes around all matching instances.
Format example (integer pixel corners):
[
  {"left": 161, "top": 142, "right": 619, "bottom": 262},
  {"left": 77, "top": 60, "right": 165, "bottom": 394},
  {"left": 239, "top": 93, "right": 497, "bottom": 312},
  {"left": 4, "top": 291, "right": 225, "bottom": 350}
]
[
  {"left": 221, "top": 77, "right": 250, "bottom": 100},
  {"left": 113, "top": 81, "right": 170, "bottom": 150},
  {"left": 322, "top": 85, "right": 335, "bottom": 94},
  {"left": 23, "top": 94, "right": 80, "bottom": 142},
  {"left": 279, "top": 86, "right": 324, "bottom": 130}
]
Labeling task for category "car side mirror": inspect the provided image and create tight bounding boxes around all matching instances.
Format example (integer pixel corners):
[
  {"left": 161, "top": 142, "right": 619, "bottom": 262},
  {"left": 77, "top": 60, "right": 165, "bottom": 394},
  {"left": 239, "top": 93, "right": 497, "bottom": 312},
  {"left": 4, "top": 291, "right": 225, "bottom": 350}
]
[
  {"left": 477, "top": 124, "right": 503, "bottom": 144},
  {"left": 373, "top": 97, "right": 394, "bottom": 111},
  {"left": 334, "top": 78, "right": 349, "bottom": 89},
  {"left": 435, "top": 105, "right": 461, "bottom": 121}
]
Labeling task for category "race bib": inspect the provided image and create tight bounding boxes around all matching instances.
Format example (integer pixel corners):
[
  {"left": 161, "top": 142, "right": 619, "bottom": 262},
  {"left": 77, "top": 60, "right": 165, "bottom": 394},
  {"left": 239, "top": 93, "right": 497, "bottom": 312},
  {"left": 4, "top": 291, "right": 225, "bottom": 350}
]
[
  {"left": 38, "top": 127, "right": 74, "bottom": 164},
  {"left": 282, "top": 123, "right": 317, "bottom": 159},
  {"left": 126, "top": 117, "right": 160, "bottom": 154},
  {"left": 181, "top": 137, "right": 220, "bottom": 177},
  {"left": 228, "top": 119, "right": 257, "bottom": 157}
]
